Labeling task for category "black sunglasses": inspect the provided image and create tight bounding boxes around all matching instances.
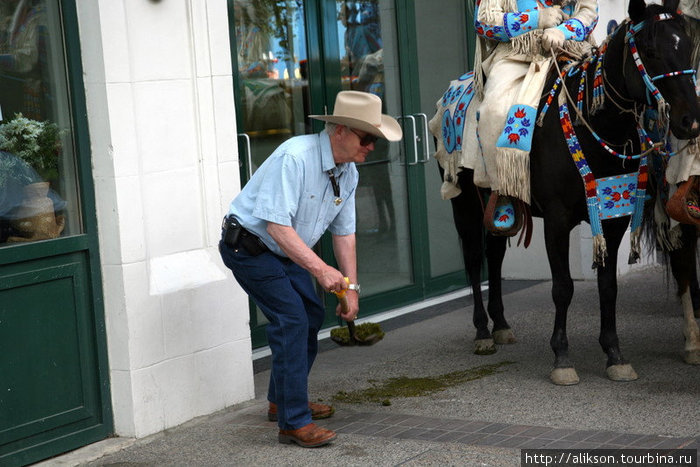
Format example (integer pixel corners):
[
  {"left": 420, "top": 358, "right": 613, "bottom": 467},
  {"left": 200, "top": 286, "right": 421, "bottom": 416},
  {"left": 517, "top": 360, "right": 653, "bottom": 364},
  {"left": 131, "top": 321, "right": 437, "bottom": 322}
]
[{"left": 349, "top": 128, "right": 378, "bottom": 147}]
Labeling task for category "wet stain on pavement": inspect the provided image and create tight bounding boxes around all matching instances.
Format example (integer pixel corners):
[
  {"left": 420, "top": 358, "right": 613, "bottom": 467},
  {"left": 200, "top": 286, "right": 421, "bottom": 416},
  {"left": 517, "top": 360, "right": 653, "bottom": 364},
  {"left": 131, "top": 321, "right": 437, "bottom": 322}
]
[{"left": 332, "top": 361, "right": 515, "bottom": 405}]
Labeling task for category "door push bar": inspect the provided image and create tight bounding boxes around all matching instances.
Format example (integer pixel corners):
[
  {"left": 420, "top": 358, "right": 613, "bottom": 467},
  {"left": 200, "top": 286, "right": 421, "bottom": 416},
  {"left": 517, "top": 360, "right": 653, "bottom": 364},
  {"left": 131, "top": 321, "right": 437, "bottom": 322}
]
[
  {"left": 238, "top": 133, "right": 252, "bottom": 179},
  {"left": 396, "top": 115, "right": 419, "bottom": 165},
  {"left": 414, "top": 113, "right": 430, "bottom": 163}
]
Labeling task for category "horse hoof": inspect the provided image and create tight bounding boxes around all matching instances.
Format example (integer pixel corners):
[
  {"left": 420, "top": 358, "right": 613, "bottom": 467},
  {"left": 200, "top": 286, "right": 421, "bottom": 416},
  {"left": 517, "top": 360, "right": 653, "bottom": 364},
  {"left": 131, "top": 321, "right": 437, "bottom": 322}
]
[
  {"left": 493, "top": 329, "right": 517, "bottom": 344},
  {"left": 606, "top": 364, "right": 638, "bottom": 381},
  {"left": 684, "top": 350, "right": 700, "bottom": 365},
  {"left": 474, "top": 338, "right": 497, "bottom": 355},
  {"left": 550, "top": 367, "right": 579, "bottom": 386}
]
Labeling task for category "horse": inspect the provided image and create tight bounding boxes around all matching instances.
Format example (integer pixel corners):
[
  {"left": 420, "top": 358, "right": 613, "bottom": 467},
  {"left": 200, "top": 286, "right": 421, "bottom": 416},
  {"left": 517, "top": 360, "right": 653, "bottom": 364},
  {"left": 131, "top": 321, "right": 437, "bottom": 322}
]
[{"left": 430, "top": 0, "right": 700, "bottom": 384}]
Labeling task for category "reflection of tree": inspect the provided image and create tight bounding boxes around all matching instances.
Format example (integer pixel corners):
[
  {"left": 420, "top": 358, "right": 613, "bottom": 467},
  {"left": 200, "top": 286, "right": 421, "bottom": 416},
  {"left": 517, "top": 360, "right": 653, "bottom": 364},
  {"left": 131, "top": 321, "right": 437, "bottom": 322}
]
[{"left": 235, "top": 0, "right": 301, "bottom": 79}]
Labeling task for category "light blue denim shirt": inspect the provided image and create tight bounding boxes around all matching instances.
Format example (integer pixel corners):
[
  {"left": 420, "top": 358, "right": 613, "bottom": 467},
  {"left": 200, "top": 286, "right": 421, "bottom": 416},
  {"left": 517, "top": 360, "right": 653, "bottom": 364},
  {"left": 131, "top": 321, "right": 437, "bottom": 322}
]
[{"left": 228, "top": 130, "right": 358, "bottom": 257}]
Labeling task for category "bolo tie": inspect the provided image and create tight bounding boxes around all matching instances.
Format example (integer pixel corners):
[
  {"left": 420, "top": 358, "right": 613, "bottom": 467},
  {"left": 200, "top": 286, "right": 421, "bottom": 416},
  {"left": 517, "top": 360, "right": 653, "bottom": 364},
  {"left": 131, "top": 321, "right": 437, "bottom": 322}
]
[{"left": 327, "top": 170, "right": 342, "bottom": 205}]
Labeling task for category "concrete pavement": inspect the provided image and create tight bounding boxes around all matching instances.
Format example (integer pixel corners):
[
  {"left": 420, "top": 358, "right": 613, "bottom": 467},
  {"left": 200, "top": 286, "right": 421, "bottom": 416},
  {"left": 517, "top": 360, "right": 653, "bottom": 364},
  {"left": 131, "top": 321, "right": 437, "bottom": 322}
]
[{"left": 37, "top": 265, "right": 699, "bottom": 466}]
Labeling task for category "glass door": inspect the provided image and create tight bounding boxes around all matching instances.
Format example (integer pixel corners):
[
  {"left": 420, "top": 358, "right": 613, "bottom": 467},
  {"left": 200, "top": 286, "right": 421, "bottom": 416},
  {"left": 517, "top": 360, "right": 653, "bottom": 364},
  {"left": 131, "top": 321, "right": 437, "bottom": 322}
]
[
  {"left": 228, "top": 0, "right": 475, "bottom": 348},
  {"left": 331, "top": 0, "right": 474, "bottom": 305},
  {"left": 407, "top": 0, "right": 476, "bottom": 293},
  {"left": 230, "top": 0, "right": 318, "bottom": 345},
  {"left": 231, "top": 0, "right": 312, "bottom": 180},
  {"left": 329, "top": 0, "right": 420, "bottom": 301}
]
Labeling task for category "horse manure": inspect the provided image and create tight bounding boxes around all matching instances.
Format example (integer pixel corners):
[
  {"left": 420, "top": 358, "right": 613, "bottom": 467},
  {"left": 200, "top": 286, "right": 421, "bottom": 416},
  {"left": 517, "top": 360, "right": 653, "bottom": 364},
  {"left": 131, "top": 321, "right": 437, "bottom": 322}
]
[
  {"left": 333, "top": 361, "right": 514, "bottom": 405},
  {"left": 330, "top": 322, "right": 385, "bottom": 345}
]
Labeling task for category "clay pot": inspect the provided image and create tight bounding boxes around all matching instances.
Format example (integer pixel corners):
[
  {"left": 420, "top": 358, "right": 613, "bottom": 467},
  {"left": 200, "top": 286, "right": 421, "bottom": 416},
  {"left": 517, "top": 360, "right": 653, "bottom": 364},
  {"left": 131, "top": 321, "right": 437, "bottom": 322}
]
[{"left": 7, "top": 181, "right": 65, "bottom": 242}]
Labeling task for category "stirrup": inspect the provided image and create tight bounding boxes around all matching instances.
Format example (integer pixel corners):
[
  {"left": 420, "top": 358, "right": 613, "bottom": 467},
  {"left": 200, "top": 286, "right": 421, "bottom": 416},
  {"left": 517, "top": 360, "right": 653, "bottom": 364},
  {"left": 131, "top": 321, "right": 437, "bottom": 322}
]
[
  {"left": 483, "top": 191, "right": 533, "bottom": 248},
  {"left": 484, "top": 192, "right": 522, "bottom": 236},
  {"left": 493, "top": 197, "right": 516, "bottom": 230}
]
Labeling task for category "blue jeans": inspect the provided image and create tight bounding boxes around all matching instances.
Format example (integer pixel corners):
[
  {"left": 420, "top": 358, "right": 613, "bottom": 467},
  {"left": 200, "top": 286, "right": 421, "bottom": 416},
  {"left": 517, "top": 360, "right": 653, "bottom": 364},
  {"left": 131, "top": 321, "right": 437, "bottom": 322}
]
[{"left": 219, "top": 240, "right": 325, "bottom": 430}]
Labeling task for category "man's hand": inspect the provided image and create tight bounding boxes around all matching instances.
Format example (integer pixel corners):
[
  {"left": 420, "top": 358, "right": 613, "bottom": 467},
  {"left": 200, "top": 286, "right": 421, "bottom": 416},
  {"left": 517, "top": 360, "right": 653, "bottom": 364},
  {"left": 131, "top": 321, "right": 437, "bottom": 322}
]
[
  {"left": 336, "top": 290, "right": 359, "bottom": 321},
  {"left": 316, "top": 265, "right": 348, "bottom": 294},
  {"left": 538, "top": 6, "right": 567, "bottom": 29},
  {"left": 541, "top": 27, "right": 566, "bottom": 52}
]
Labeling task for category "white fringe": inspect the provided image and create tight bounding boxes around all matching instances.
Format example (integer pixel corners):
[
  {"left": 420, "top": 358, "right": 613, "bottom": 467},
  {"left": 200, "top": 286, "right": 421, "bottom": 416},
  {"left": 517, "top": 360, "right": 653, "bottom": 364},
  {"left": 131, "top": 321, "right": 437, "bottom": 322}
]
[
  {"left": 511, "top": 32, "right": 542, "bottom": 56},
  {"left": 592, "top": 233, "right": 608, "bottom": 268},
  {"left": 495, "top": 147, "right": 531, "bottom": 203},
  {"left": 473, "top": 41, "right": 485, "bottom": 100},
  {"left": 628, "top": 229, "right": 641, "bottom": 264}
]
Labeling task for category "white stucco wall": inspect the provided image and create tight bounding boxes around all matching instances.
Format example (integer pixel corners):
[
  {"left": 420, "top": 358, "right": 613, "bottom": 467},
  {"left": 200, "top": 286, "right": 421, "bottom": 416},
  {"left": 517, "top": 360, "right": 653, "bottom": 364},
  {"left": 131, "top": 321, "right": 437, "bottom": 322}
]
[{"left": 76, "top": 0, "right": 254, "bottom": 438}]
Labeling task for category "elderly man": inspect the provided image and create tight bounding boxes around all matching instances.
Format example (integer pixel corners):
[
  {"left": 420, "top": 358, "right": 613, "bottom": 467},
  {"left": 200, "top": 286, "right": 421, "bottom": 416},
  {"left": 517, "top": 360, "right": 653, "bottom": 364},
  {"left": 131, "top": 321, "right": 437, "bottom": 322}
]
[{"left": 219, "top": 91, "right": 401, "bottom": 448}]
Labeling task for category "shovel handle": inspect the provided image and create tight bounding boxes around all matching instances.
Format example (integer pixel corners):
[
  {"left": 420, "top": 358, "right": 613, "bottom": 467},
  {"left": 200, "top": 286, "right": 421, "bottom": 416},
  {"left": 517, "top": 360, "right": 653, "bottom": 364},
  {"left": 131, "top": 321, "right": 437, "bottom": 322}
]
[
  {"left": 333, "top": 277, "right": 352, "bottom": 319},
  {"left": 337, "top": 294, "right": 350, "bottom": 316}
]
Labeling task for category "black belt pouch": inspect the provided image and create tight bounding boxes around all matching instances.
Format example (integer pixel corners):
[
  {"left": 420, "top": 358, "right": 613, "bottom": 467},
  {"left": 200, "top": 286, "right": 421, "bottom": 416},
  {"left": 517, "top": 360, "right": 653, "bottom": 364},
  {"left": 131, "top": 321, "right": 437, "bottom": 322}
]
[
  {"left": 222, "top": 215, "right": 268, "bottom": 256},
  {"left": 222, "top": 215, "right": 242, "bottom": 247}
]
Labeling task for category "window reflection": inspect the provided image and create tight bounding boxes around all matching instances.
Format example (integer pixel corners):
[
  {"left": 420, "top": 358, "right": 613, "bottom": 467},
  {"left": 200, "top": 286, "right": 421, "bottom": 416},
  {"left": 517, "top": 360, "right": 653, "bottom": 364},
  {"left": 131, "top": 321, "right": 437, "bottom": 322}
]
[
  {"left": 339, "top": 0, "right": 383, "bottom": 97},
  {"left": 0, "top": 0, "right": 80, "bottom": 245},
  {"left": 234, "top": 0, "right": 310, "bottom": 174}
]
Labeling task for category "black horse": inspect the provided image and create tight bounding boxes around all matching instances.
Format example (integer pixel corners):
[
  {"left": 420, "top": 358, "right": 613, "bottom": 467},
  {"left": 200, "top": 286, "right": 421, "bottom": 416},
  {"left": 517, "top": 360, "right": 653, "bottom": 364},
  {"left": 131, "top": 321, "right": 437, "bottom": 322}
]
[{"left": 431, "top": 0, "right": 700, "bottom": 384}]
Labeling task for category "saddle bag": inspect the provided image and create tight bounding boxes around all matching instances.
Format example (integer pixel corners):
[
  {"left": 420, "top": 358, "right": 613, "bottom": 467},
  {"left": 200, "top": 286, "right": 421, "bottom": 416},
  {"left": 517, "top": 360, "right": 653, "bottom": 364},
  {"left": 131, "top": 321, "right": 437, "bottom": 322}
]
[{"left": 666, "top": 176, "right": 700, "bottom": 227}]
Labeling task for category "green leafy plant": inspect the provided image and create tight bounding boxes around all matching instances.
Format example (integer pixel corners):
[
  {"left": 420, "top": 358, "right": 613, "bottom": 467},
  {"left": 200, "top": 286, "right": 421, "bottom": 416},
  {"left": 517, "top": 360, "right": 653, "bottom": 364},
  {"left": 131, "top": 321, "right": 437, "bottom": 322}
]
[{"left": 0, "top": 113, "right": 64, "bottom": 181}]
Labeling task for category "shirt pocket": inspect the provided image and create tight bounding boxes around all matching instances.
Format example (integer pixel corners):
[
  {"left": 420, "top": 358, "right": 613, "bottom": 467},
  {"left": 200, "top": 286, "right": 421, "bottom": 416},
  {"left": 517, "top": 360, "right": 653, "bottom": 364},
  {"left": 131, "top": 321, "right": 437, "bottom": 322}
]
[{"left": 294, "top": 190, "right": 322, "bottom": 226}]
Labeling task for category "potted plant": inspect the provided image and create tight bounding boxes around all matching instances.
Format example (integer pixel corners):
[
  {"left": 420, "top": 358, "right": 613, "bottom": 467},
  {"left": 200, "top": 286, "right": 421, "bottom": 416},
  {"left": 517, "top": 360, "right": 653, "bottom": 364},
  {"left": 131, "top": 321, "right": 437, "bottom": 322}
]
[
  {"left": 0, "top": 113, "right": 63, "bottom": 183},
  {"left": 0, "top": 114, "right": 66, "bottom": 242}
]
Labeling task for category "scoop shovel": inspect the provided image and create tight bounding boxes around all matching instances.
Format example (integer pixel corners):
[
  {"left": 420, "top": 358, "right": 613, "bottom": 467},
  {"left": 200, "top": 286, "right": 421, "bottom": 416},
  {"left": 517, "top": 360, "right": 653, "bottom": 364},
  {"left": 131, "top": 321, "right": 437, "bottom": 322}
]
[{"left": 330, "top": 279, "right": 384, "bottom": 346}]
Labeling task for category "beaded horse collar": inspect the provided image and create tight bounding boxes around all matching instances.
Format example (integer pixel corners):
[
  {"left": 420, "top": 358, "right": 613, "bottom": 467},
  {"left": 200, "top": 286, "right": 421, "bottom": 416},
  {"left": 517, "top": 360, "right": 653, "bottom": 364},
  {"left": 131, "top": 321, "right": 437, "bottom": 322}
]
[{"left": 543, "top": 13, "right": 695, "bottom": 161}]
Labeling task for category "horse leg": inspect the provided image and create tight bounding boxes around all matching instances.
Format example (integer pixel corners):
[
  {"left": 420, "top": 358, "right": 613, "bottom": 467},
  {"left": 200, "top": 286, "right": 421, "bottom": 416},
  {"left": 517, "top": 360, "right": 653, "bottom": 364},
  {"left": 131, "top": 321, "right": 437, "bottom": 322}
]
[
  {"left": 485, "top": 233, "right": 515, "bottom": 344},
  {"left": 689, "top": 255, "right": 700, "bottom": 319},
  {"left": 669, "top": 224, "right": 700, "bottom": 364},
  {"left": 543, "top": 213, "right": 579, "bottom": 385},
  {"left": 446, "top": 169, "right": 496, "bottom": 355},
  {"left": 598, "top": 218, "right": 638, "bottom": 381},
  {"left": 679, "top": 289, "right": 700, "bottom": 364}
]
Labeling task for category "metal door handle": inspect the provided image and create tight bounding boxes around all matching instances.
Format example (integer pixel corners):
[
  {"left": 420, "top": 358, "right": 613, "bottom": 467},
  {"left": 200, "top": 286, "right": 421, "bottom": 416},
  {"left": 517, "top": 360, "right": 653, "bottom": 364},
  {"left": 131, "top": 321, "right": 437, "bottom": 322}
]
[
  {"left": 396, "top": 115, "right": 418, "bottom": 165},
  {"left": 415, "top": 113, "right": 430, "bottom": 163},
  {"left": 238, "top": 133, "right": 252, "bottom": 178}
]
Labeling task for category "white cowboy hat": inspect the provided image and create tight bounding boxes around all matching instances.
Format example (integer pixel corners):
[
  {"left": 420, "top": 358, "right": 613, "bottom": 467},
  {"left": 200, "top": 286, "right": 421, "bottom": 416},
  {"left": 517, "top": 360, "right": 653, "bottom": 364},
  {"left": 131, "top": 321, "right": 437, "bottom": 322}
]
[{"left": 309, "top": 91, "right": 403, "bottom": 141}]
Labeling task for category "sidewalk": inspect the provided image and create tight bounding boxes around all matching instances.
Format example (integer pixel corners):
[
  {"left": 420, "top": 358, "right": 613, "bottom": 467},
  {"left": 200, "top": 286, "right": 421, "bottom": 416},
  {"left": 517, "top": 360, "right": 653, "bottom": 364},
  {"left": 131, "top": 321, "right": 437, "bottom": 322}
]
[{"left": 38, "top": 266, "right": 699, "bottom": 466}]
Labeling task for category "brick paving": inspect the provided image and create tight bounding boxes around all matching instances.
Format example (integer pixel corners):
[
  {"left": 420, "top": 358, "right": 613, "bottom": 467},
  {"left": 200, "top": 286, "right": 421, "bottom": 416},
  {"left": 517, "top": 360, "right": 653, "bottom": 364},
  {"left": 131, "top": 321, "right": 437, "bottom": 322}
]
[{"left": 231, "top": 411, "right": 699, "bottom": 452}]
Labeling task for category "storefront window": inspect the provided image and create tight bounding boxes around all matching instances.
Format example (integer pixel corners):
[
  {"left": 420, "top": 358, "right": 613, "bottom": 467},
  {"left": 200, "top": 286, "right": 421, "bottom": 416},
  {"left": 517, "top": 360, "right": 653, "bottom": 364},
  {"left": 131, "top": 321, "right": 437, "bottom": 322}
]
[{"left": 0, "top": 0, "right": 81, "bottom": 246}]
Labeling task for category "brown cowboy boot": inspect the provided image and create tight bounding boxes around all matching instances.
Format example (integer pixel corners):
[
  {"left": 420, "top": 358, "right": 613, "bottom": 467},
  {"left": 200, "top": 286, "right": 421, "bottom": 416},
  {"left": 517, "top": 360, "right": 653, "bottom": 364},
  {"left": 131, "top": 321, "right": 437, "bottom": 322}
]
[
  {"left": 278, "top": 423, "right": 337, "bottom": 448},
  {"left": 267, "top": 402, "right": 334, "bottom": 422}
]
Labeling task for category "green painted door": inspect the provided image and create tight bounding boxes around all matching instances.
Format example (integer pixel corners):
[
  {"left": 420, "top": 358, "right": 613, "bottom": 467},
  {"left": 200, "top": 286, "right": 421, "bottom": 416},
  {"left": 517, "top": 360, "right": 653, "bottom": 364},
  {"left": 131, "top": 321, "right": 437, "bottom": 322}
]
[
  {"left": 228, "top": 0, "right": 475, "bottom": 348},
  {"left": 0, "top": 2, "right": 112, "bottom": 466}
]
